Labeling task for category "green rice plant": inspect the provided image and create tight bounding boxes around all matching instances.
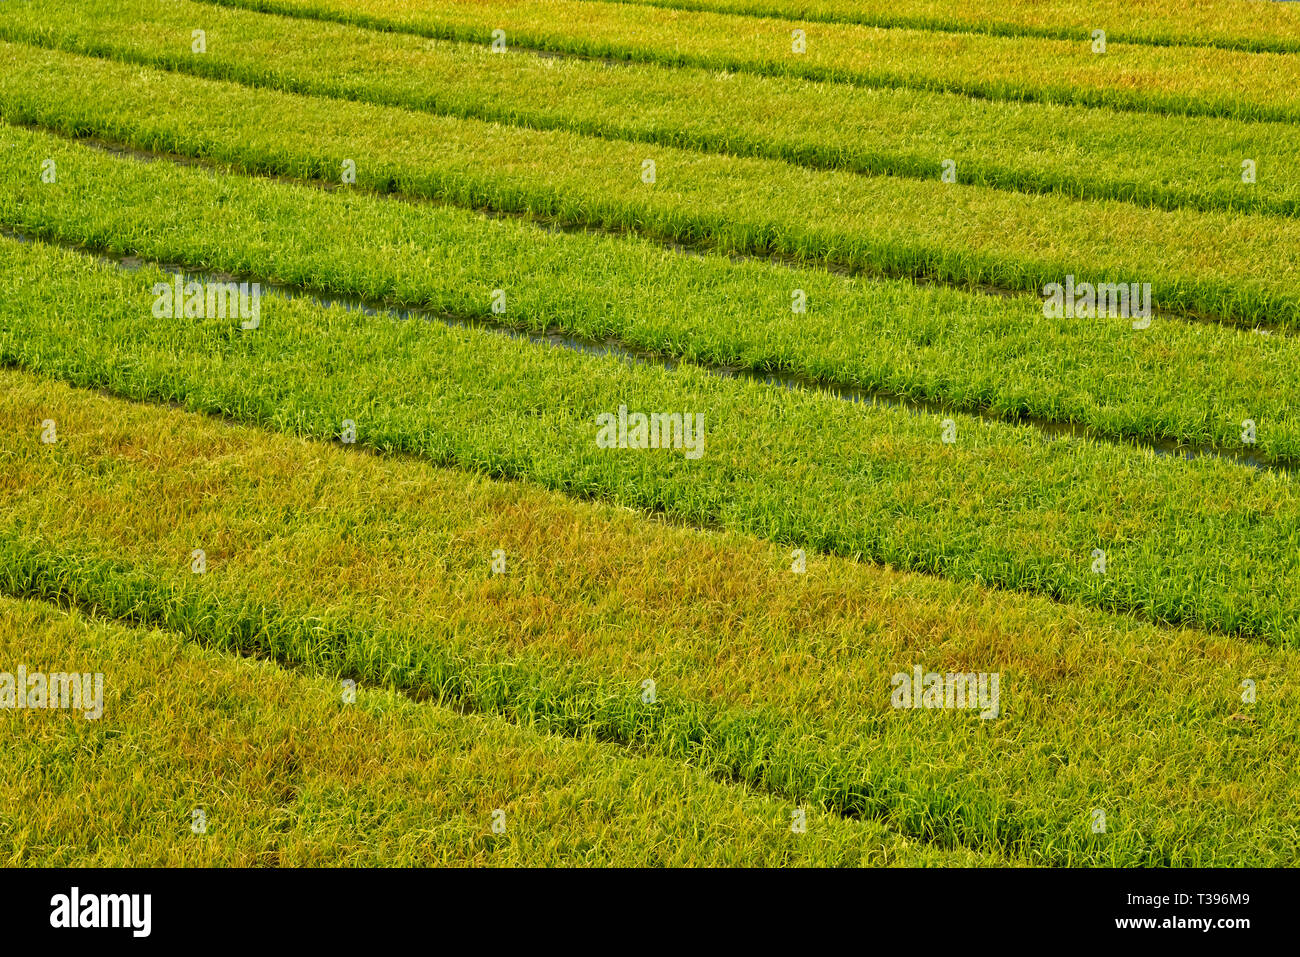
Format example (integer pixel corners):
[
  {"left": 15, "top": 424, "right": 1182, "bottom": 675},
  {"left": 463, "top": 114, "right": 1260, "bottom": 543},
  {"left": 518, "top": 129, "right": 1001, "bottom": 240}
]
[
  {"left": 3, "top": 44, "right": 1300, "bottom": 329},
  {"left": 594, "top": 0, "right": 1300, "bottom": 54},
  {"left": 4, "top": 124, "right": 1299, "bottom": 465},
  {"left": 3, "top": 236, "right": 1300, "bottom": 652},
  {"left": 189, "top": 0, "right": 1300, "bottom": 122},
  {"left": 3, "top": 596, "right": 969, "bottom": 866},
  {"left": 4, "top": 370, "right": 1298, "bottom": 865},
  {"left": 7, "top": 0, "right": 1300, "bottom": 217}
]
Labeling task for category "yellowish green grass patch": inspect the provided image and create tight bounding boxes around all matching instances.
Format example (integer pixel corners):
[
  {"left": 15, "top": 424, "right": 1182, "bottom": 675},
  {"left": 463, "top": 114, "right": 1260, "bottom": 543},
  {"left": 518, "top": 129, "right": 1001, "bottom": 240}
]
[
  {"left": 2, "top": 595, "right": 985, "bottom": 866},
  {"left": 3, "top": 371, "right": 1297, "bottom": 865}
]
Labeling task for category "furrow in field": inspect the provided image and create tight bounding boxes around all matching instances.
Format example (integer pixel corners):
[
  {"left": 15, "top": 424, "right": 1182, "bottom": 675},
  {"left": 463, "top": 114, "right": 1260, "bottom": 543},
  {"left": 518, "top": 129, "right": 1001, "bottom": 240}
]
[
  {"left": 7, "top": 0, "right": 1300, "bottom": 218},
  {"left": 3, "top": 596, "right": 972, "bottom": 866},
  {"left": 3, "top": 45, "right": 1300, "bottom": 331},
  {"left": 184, "top": 0, "right": 1300, "bottom": 123},
  {"left": 5, "top": 371, "right": 1298, "bottom": 865},
  {"left": 4, "top": 236, "right": 1300, "bottom": 651},
  {"left": 5, "top": 126, "right": 1299, "bottom": 468},
  {"left": 580, "top": 0, "right": 1300, "bottom": 55}
]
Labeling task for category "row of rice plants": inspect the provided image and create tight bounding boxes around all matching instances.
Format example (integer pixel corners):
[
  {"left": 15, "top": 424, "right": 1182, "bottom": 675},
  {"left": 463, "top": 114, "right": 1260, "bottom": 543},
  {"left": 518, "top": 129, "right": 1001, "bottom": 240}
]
[
  {"left": 3, "top": 238, "right": 1298, "bottom": 648},
  {"left": 592, "top": 0, "right": 1300, "bottom": 53},
  {"left": 6, "top": 370, "right": 1297, "bottom": 865},
  {"left": 4, "top": 45, "right": 1299, "bottom": 329},
  {"left": 9, "top": 0, "right": 1300, "bottom": 217},
  {"left": 188, "top": 0, "right": 1300, "bottom": 121},
  {"left": 5, "top": 125, "right": 1298, "bottom": 463},
  {"left": 2, "top": 596, "right": 942, "bottom": 866}
]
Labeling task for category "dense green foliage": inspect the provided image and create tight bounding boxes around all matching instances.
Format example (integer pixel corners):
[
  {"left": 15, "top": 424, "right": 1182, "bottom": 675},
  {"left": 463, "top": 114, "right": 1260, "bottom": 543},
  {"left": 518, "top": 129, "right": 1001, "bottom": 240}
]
[
  {"left": 595, "top": 0, "right": 1300, "bottom": 53},
  {"left": 192, "top": 0, "right": 1300, "bottom": 120},
  {"left": 4, "top": 43, "right": 1300, "bottom": 330},
  {"left": 3, "top": 237, "right": 1298, "bottom": 648},
  {"left": 6, "top": 0, "right": 1300, "bottom": 217},
  {"left": 2, "top": 0, "right": 1295, "bottom": 869},
  {"left": 4, "top": 125, "right": 1298, "bottom": 464}
]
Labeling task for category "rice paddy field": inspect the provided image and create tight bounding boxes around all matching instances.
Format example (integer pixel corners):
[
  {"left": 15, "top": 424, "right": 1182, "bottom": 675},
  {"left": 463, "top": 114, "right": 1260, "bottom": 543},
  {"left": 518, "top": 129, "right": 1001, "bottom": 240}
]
[{"left": 1, "top": 0, "right": 1297, "bottom": 874}]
